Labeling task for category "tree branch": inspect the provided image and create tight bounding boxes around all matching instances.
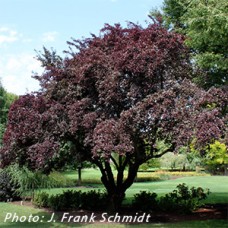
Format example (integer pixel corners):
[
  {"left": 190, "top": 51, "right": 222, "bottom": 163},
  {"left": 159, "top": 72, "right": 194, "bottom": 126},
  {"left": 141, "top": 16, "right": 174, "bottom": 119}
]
[
  {"left": 110, "top": 155, "right": 119, "bottom": 170},
  {"left": 122, "top": 163, "right": 139, "bottom": 192},
  {"left": 104, "top": 161, "right": 116, "bottom": 190},
  {"left": 152, "top": 144, "right": 175, "bottom": 158}
]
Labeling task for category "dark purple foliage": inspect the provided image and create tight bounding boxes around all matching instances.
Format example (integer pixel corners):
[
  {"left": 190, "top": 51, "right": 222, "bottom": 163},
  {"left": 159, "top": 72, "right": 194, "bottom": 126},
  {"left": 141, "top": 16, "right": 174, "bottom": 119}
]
[{"left": 1, "top": 22, "right": 227, "bottom": 210}]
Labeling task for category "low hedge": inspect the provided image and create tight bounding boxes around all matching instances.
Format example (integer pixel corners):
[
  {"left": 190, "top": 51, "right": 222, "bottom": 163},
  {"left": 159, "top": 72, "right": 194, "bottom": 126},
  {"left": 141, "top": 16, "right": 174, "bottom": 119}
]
[
  {"left": 33, "top": 189, "right": 108, "bottom": 211},
  {"left": 34, "top": 183, "right": 209, "bottom": 214},
  {"left": 132, "top": 183, "right": 210, "bottom": 214}
]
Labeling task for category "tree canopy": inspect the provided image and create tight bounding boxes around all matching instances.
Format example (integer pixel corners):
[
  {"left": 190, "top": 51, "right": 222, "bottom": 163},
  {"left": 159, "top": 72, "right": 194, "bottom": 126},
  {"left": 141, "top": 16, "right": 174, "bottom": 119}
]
[
  {"left": 153, "top": 0, "right": 228, "bottom": 88},
  {"left": 0, "top": 22, "right": 227, "bottom": 210},
  {"left": 0, "top": 82, "right": 18, "bottom": 145}
]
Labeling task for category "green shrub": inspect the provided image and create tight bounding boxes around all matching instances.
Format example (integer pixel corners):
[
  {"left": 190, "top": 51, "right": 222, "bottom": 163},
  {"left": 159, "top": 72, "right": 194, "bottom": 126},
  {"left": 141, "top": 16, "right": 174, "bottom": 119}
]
[
  {"left": 135, "top": 171, "right": 171, "bottom": 182},
  {"left": 132, "top": 191, "right": 158, "bottom": 212},
  {"left": 80, "top": 190, "right": 108, "bottom": 211},
  {"left": 204, "top": 141, "right": 228, "bottom": 175},
  {"left": 134, "top": 175, "right": 162, "bottom": 182},
  {"left": 47, "top": 190, "right": 82, "bottom": 211},
  {"left": 43, "top": 189, "right": 108, "bottom": 211},
  {"left": 139, "top": 159, "right": 161, "bottom": 171},
  {"left": 0, "top": 169, "right": 20, "bottom": 202},
  {"left": 131, "top": 184, "right": 209, "bottom": 214},
  {"left": 8, "top": 164, "right": 58, "bottom": 199},
  {"left": 159, "top": 183, "right": 210, "bottom": 214},
  {"left": 155, "top": 170, "right": 209, "bottom": 178},
  {"left": 154, "top": 171, "right": 171, "bottom": 180},
  {"left": 33, "top": 192, "right": 49, "bottom": 208},
  {"left": 48, "top": 194, "right": 66, "bottom": 211},
  {"left": 62, "top": 190, "right": 82, "bottom": 209}
]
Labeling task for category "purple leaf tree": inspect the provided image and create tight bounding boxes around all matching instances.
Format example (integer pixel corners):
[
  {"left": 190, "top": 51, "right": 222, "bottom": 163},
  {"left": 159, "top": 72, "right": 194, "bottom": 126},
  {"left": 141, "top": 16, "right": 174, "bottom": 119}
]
[{"left": 1, "top": 22, "right": 227, "bottom": 210}]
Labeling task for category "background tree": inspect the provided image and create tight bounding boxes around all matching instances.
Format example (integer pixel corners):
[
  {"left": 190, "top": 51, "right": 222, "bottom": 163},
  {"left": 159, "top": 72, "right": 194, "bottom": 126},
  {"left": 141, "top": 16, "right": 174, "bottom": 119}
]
[
  {"left": 1, "top": 22, "right": 227, "bottom": 211},
  {"left": 204, "top": 141, "right": 228, "bottom": 175},
  {"left": 151, "top": 0, "right": 228, "bottom": 88},
  {"left": 158, "top": 0, "right": 190, "bottom": 30},
  {"left": 0, "top": 81, "right": 18, "bottom": 145}
]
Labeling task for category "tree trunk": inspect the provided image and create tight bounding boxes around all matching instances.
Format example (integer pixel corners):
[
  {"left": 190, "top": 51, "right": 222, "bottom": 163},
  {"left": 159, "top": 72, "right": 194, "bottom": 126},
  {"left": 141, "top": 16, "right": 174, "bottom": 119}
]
[
  {"left": 77, "top": 165, "right": 82, "bottom": 185},
  {"left": 224, "top": 164, "right": 228, "bottom": 176},
  {"left": 107, "top": 189, "right": 126, "bottom": 212},
  {"left": 94, "top": 159, "right": 139, "bottom": 212}
]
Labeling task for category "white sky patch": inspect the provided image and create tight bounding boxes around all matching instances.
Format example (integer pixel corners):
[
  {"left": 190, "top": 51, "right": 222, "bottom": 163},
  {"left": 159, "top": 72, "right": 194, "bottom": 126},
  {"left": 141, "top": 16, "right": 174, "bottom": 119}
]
[
  {"left": 22, "top": 38, "right": 33, "bottom": 43},
  {"left": 0, "top": 27, "right": 20, "bottom": 45},
  {"left": 0, "top": 53, "right": 43, "bottom": 95},
  {"left": 42, "top": 31, "right": 58, "bottom": 42}
]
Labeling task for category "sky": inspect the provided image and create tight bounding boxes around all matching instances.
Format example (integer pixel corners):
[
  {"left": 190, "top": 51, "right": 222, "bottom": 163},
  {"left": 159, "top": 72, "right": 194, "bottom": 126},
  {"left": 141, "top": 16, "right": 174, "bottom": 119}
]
[{"left": 0, "top": 0, "right": 164, "bottom": 95}]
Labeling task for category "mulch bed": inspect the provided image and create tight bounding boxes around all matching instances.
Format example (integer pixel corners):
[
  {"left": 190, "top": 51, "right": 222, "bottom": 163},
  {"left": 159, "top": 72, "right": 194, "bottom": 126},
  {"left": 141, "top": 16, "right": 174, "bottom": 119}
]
[{"left": 149, "top": 204, "right": 228, "bottom": 223}]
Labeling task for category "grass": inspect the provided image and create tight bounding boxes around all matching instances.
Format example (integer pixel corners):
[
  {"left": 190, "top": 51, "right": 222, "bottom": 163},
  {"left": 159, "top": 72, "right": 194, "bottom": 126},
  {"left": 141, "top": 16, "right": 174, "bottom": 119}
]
[
  {"left": 1, "top": 170, "right": 227, "bottom": 227},
  {"left": 0, "top": 203, "right": 227, "bottom": 227},
  {"left": 0, "top": 202, "right": 61, "bottom": 227},
  {"left": 126, "top": 176, "right": 228, "bottom": 204},
  {"left": 63, "top": 168, "right": 209, "bottom": 184},
  {"left": 51, "top": 169, "right": 228, "bottom": 204},
  {"left": 41, "top": 175, "right": 228, "bottom": 205},
  {"left": 0, "top": 203, "right": 227, "bottom": 228}
]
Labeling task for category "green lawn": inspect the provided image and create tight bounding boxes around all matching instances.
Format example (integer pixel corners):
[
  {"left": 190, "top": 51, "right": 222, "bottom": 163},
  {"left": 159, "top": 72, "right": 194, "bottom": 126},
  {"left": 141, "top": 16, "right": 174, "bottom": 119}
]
[
  {"left": 1, "top": 172, "right": 227, "bottom": 227},
  {"left": 62, "top": 168, "right": 209, "bottom": 184},
  {"left": 64, "top": 168, "right": 103, "bottom": 181},
  {"left": 41, "top": 176, "right": 228, "bottom": 204},
  {"left": 45, "top": 172, "right": 228, "bottom": 205},
  {"left": 126, "top": 176, "right": 228, "bottom": 204},
  {"left": 0, "top": 202, "right": 61, "bottom": 227}
]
